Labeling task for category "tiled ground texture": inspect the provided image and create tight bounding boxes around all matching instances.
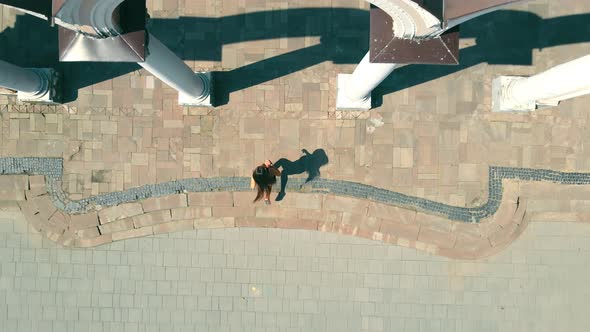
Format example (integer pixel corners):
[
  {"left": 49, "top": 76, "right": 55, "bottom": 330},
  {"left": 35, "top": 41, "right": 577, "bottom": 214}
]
[
  {"left": 1, "top": 209, "right": 590, "bottom": 332},
  {"left": 0, "top": 1, "right": 589, "bottom": 208},
  {"left": 5, "top": 157, "right": 590, "bottom": 259}
]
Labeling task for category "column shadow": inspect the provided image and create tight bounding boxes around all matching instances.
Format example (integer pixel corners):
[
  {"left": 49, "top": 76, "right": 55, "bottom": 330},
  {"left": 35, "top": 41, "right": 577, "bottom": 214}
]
[
  {"left": 1, "top": 8, "right": 589, "bottom": 105},
  {"left": 0, "top": 13, "right": 139, "bottom": 103},
  {"left": 274, "top": 148, "right": 329, "bottom": 201}
]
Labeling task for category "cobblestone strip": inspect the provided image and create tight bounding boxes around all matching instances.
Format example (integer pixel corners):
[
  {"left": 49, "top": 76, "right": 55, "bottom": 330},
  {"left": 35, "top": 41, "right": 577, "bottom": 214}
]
[{"left": 2, "top": 157, "right": 590, "bottom": 222}]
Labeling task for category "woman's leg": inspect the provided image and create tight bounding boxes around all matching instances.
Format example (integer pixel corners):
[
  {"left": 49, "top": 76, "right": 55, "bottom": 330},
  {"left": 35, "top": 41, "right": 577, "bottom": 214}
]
[{"left": 264, "top": 186, "right": 272, "bottom": 204}]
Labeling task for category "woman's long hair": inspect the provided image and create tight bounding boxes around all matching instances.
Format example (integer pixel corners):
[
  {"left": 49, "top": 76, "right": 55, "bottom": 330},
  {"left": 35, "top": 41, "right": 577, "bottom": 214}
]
[{"left": 252, "top": 166, "right": 277, "bottom": 202}]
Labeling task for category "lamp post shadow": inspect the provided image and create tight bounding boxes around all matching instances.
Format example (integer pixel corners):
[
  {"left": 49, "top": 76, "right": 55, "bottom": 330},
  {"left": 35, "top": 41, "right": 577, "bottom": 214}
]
[{"left": 274, "top": 148, "right": 329, "bottom": 201}]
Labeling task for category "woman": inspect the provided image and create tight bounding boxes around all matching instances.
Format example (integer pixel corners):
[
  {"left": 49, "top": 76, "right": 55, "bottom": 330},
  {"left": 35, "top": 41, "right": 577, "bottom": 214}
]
[{"left": 251, "top": 159, "right": 281, "bottom": 204}]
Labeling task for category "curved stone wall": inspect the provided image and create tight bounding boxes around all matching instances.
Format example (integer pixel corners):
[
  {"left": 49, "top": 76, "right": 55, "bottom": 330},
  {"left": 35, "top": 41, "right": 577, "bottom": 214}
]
[{"left": 3, "top": 157, "right": 590, "bottom": 259}]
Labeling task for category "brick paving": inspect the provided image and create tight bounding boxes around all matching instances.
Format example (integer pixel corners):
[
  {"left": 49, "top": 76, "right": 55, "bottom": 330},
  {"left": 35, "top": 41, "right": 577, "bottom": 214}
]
[
  {"left": 1, "top": 209, "right": 590, "bottom": 331},
  {"left": 1, "top": 1, "right": 590, "bottom": 330},
  {"left": 1, "top": 2, "right": 590, "bottom": 254},
  {"left": 0, "top": 1, "right": 588, "bottom": 203}
]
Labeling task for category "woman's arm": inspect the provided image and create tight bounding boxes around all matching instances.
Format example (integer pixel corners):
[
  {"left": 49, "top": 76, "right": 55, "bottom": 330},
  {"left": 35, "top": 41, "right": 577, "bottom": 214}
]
[{"left": 250, "top": 176, "right": 256, "bottom": 189}]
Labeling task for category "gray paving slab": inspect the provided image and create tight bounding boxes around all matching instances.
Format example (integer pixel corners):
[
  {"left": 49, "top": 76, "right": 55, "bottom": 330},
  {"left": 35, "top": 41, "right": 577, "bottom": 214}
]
[{"left": 0, "top": 209, "right": 589, "bottom": 331}]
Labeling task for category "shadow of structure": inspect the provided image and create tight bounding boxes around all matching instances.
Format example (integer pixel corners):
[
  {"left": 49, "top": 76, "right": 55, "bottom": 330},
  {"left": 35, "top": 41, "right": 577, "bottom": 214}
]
[
  {"left": 373, "top": 10, "right": 590, "bottom": 106},
  {"left": 0, "top": 14, "right": 140, "bottom": 103},
  {"left": 1, "top": 8, "right": 589, "bottom": 104},
  {"left": 274, "top": 148, "right": 329, "bottom": 201}
]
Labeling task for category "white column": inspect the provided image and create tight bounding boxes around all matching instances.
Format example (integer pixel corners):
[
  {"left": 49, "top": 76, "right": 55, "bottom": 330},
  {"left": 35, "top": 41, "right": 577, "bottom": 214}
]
[
  {"left": 0, "top": 60, "right": 58, "bottom": 103},
  {"left": 139, "top": 35, "right": 212, "bottom": 106},
  {"left": 493, "top": 54, "right": 590, "bottom": 112},
  {"left": 0, "top": 60, "right": 48, "bottom": 95},
  {"left": 54, "top": 0, "right": 124, "bottom": 37},
  {"left": 336, "top": 52, "right": 397, "bottom": 110}
]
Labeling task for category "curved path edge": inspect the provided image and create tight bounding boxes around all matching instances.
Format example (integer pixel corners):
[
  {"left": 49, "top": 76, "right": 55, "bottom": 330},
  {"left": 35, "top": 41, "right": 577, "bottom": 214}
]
[{"left": 0, "top": 157, "right": 587, "bottom": 259}]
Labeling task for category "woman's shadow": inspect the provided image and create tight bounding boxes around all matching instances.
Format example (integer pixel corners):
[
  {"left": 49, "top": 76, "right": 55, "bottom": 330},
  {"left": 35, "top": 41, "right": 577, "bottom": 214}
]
[{"left": 274, "top": 149, "right": 329, "bottom": 201}]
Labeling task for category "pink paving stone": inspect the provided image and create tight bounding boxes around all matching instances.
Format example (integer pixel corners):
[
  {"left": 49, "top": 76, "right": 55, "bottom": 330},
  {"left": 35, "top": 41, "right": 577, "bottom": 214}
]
[
  {"left": 29, "top": 175, "right": 45, "bottom": 187},
  {"left": 17, "top": 200, "right": 45, "bottom": 232},
  {"left": 276, "top": 193, "right": 321, "bottom": 210},
  {"left": 414, "top": 212, "right": 455, "bottom": 233},
  {"left": 452, "top": 221, "right": 486, "bottom": 240},
  {"left": 323, "top": 212, "right": 382, "bottom": 238},
  {"left": 75, "top": 234, "right": 113, "bottom": 248},
  {"left": 379, "top": 218, "right": 420, "bottom": 241},
  {"left": 47, "top": 210, "right": 70, "bottom": 233},
  {"left": 98, "top": 203, "right": 143, "bottom": 224},
  {"left": 417, "top": 227, "right": 457, "bottom": 249},
  {"left": 502, "top": 180, "right": 520, "bottom": 203},
  {"left": 111, "top": 226, "right": 153, "bottom": 242},
  {"left": 294, "top": 193, "right": 323, "bottom": 210},
  {"left": 0, "top": 175, "right": 28, "bottom": 190},
  {"left": 171, "top": 206, "right": 212, "bottom": 220},
  {"left": 133, "top": 210, "right": 173, "bottom": 228},
  {"left": 317, "top": 220, "right": 335, "bottom": 232},
  {"left": 318, "top": 219, "right": 357, "bottom": 236},
  {"left": 0, "top": 189, "right": 25, "bottom": 201},
  {"left": 490, "top": 200, "right": 519, "bottom": 228},
  {"left": 341, "top": 212, "right": 381, "bottom": 232},
  {"left": 486, "top": 200, "right": 528, "bottom": 248},
  {"left": 298, "top": 209, "right": 342, "bottom": 223},
  {"left": 276, "top": 218, "right": 318, "bottom": 230},
  {"left": 26, "top": 195, "right": 57, "bottom": 218},
  {"left": 44, "top": 230, "right": 63, "bottom": 243},
  {"left": 396, "top": 237, "right": 415, "bottom": 248},
  {"left": 23, "top": 190, "right": 39, "bottom": 200},
  {"left": 323, "top": 195, "right": 369, "bottom": 214},
  {"left": 56, "top": 229, "right": 76, "bottom": 247},
  {"left": 212, "top": 206, "right": 255, "bottom": 218},
  {"left": 141, "top": 194, "right": 187, "bottom": 212},
  {"left": 25, "top": 187, "right": 46, "bottom": 199},
  {"left": 76, "top": 227, "right": 101, "bottom": 239},
  {"left": 235, "top": 217, "right": 276, "bottom": 228},
  {"left": 152, "top": 220, "right": 194, "bottom": 235},
  {"left": 70, "top": 212, "right": 100, "bottom": 231},
  {"left": 99, "top": 219, "right": 134, "bottom": 234},
  {"left": 194, "top": 217, "right": 235, "bottom": 229},
  {"left": 233, "top": 192, "right": 255, "bottom": 207},
  {"left": 271, "top": 193, "right": 298, "bottom": 208},
  {"left": 367, "top": 202, "right": 416, "bottom": 223},
  {"left": 487, "top": 223, "right": 519, "bottom": 248},
  {"left": 371, "top": 231, "right": 384, "bottom": 242},
  {"left": 355, "top": 228, "right": 377, "bottom": 241},
  {"left": 188, "top": 192, "right": 234, "bottom": 207},
  {"left": 335, "top": 223, "right": 359, "bottom": 236},
  {"left": 446, "top": 234, "right": 494, "bottom": 259},
  {"left": 28, "top": 175, "right": 47, "bottom": 197},
  {"left": 255, "top": 206, "right": 299, "bottom": 219},
  {"left": 380, "top": 233, "right": 399, "bottom": 244},
  {"left": 414, "top": 241, "right": 439, "bottom": 255}
]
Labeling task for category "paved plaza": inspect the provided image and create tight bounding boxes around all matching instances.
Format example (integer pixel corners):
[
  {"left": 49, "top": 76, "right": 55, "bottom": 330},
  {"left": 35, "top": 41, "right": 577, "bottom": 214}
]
[
  {"left": 0, "top": 1, "right": 588, "bottom": 205},
  {"left": 1, "top": 0, "right": 590, "bottom": 330},
  {"left": 2, "top": 207, "right": 590, "bottom": 331}
]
